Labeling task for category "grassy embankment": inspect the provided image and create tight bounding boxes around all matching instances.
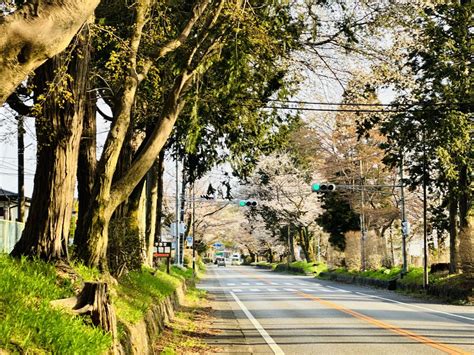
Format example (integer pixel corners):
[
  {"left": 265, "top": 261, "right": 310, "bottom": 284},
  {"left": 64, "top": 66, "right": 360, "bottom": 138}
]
[
  {"left": 319, "top": 266, "right": 473, "bottom": 303},
  {"left": 0, "top": 254, "right": 204, "bottom": 353}
]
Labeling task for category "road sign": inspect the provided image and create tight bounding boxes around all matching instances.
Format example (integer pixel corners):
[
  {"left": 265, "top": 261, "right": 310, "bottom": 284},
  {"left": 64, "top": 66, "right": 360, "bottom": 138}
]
[
  {"left": 402, "top": 221, "right": 410, "bottom": 235},
  {"left": 186, "top": 236, "right": 193, "bottom": 247},
  {"left": 154, "top": 242, "right": 172, "bottom": 258},
  {"left": 213, "top": 242, "right": 223, "bottom": 249},
  {"left": 170, "top": 222, "right": 186, "bottom": 236}
]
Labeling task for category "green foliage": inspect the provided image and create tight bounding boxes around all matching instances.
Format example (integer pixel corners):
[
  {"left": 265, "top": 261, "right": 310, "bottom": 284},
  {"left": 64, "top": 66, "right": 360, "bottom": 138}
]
[
  {"left": 317, "top": 192, "right": 360, "bottom": 250},
  {"left": 274, "top": 261, "right": 327, "bottom": 275},
  {"left": 0, "top": 254, "right": 111, "bottom": 353}
]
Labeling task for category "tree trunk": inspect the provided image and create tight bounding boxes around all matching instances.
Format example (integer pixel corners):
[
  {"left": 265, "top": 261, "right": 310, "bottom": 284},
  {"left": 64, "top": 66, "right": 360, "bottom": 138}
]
[
  {"left": 449, "top": 188, "right": 458, "bottom": 274},
  {"left": 11, "top": 26, "right": 90, "bottom": 261},
  {"left": 458, "top": 164, "right": 473, "bottom": 277},
  {"left": 73, "top": 282, "right": 117, "bottom": 340},
  {"left": 75, "top": 89, "right": 97, "bottom": 250},
  {"left": 0, "top": 2, "right": 99, "bottom": 105},
  {"left": 155, "top": 150, "right": 166, "bottom": 242},
  {"left": 145, "top": 160, "right": 159, "bottom": 267}
]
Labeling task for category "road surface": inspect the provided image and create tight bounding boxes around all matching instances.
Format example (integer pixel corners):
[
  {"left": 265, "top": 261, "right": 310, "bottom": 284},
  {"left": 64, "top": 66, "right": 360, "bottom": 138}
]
[{"left": 199, "top": 265, "right": 474, "bottom": 354}]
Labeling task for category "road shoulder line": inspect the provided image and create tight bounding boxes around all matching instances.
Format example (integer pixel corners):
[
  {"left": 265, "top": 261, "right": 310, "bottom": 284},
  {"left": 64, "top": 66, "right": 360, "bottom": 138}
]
[{"left": 229, "top": 291, "right": 285, "bottom": 355}]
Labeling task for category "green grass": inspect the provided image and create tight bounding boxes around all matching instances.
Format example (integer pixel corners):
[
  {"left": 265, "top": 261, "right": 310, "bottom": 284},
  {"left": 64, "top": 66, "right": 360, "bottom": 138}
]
[
  {"left": 114, "top": 268, "right": 182, "bottom": 324},
  {"left": 274, "top": 261, "right": 327, "bottom": 275},
  {"left": 0, "top": 254, "right": 111, "bottom": 354}
]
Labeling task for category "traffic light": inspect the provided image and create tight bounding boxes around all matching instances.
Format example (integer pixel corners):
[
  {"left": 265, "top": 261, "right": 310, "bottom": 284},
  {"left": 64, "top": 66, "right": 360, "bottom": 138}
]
[
  {"left": 239, "top": 200, "right": 258, "bottom": 207},
  {"left": 311, "top": 183, "right": 336, "bottom": 193}
]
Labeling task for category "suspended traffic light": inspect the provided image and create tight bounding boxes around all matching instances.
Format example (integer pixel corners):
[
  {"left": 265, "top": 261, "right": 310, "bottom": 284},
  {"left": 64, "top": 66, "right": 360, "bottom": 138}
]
[
  {"left": 239, "top": 200, "right": 258, "bottom": 207},
  {"left": 311, "top": 183, "right": 336, "bottom": 193}
]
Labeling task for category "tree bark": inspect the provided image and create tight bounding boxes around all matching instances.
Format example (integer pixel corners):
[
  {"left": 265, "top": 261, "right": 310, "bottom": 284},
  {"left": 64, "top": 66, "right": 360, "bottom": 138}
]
[
  {"left": 0, "top": 0, "right": 100, "bottom": 105},
  {"left": 155, "top": 150, "right": 166, "bottom": 242},
  {"left": 458, "top": 164, "right": 473, "bottom": 277},
  {"left": 11, "top": 25, "right": 90, "bottom": 261},
  {"left": 448, "top": 187, "right": 458, "bottom": 274},
  {"left": 74, "top": 88, "right": 97, "bottom": 251},
  {"left": 145, "top": 160, "right": 159, "bottom": 267}
]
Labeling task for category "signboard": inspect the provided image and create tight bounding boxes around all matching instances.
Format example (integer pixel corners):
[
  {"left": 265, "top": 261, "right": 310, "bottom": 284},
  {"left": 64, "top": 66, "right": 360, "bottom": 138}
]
[
  {"left": 153, "top": 242, "right": 172, "bottom": 258},
  {"left": 213, "top": 242, "right": 223, "bottom": 249},
  {"left": 186, "top": 236, "right": 193, "bottom": 247},
  {"left": 160, "top": 234, "right": 173, "bottom": 242}
]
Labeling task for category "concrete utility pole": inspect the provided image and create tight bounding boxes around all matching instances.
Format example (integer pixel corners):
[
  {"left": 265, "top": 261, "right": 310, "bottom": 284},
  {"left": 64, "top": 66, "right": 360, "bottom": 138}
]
[
  {"left": 17, "top": 116, "right": 25, "bottom": 222},
  {"left": 422, "top": 135, "right": 429, "bottom": 288},
  {"left": 175, "top": 158, "right": 180, "bottom": 265},
  {"left": 192, "top": 182, "right": 196, "bottom": 276},
  {"left": 400, "top": 155, "right": 408, "bottom": 275},
  {"left": 360, "top": 160, "right": 366, "bottom": 271}
]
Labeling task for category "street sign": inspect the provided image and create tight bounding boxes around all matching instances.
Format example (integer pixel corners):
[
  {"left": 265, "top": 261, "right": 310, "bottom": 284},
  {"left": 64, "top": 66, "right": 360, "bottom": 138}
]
[
  {"left": 402, "top": 221, "right": 410, "bottom": 235},
  {"left": 213, "top": 242, "right": 223, "bottom": 249},
  {"left": 186, "top": 236, "right": 193, "bottom": 247},
  {"left": 154, "top": 242, "right": 172, "bottom": 258},
  {"left": 170, "top": 222, "right": 186, "bottom": 236}
]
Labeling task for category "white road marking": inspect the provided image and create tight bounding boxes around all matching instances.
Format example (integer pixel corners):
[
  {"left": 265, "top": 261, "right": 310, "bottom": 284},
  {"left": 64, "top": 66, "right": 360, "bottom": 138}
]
[
  {"left": 327, "top": 286, "right": 350, "bottom": 293},
  {"left": 297, "top": 283, "right": 306, "bottom": 286},
  {"left": 230, "top": 292, "right": 285, "bottom": 355},
  {"left": 227, "top": 283, "right": 236, "bottom": 286},
  {"left": 250, "top": 288, "right": 260, "bottom": 292},
  {"left": 233, "top": 289, "right": 242, "bottom": 292},
  {"left": 242, "top": 283, "right": 250, "bottom": 286},
  {"left": 355, "top": 292, "right": 474, "bottom": 323},
  {"left": 318, "top": 288, "right": 332, "bottom": 292},
  {"left": 268, "top": 288, "right": 278, "bottom": 292},
  {"left": 302, "top": 288, "right": 314, "bottom": 292},
  {"left": 256, "top": 282, "right": 265, "bottom": 286},
  {"left": 271, "top": 282, "right": 280, "bottom": 285},
  {"left": 284, "top": 288, "right": 297, "bottom": 292},
  {"left": 284, "top": 283, "right": 294, "bottom": 286}
]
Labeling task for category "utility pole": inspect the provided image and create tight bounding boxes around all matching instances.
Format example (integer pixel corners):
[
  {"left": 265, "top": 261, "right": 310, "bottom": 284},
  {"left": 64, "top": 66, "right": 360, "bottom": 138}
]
[
  {"left": 399, "top": 155, "right": 408, "bottom": 275},
  {"left": 287, "top": 223, "right": 290, "bottom": 270},
  {"left": 17, "top": 116, "right": 25, "bottom": 222},
  {"left": 192, "top": 182, "right": 196, "bottom": 276},
  {"left": 175, "top": 158, "right": 180, "bottom": 265},
  {"left": 359, "top": 160, "right": 366, "bottom": 271},
  {"left": 179, "top": 160, "right": 186, "bottom": 266},
  {"left": 422, "top": 135, "right": 429, "bottom": 288}
]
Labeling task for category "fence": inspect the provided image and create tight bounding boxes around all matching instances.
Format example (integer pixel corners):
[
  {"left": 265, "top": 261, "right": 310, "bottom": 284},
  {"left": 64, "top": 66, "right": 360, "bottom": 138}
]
[{"left": 0, "top": 219, "right": 24, "bottom": 253}]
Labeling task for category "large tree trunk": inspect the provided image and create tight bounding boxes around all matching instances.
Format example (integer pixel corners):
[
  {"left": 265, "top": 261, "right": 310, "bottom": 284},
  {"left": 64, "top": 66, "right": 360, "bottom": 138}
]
[
  {"left": 11, "top": 26, "right": 90, "bottom": 260},
  {"left": 458, "top": 165, "right": 473, "bottom": 277},
  {"left": 145, "top": 160, "right": 159, "bottom": 267},
  {"left": 74, "top": 88, "right": 97, "bottom": 251},
  {"left": 155, "top": 150, "right": 166, "bottom": 242},
  {"left": 0, "top": 1, "right": 99, "bottom": 105},
  {"left": 448, "top": 188, "right": 458, "bottom": 274}
]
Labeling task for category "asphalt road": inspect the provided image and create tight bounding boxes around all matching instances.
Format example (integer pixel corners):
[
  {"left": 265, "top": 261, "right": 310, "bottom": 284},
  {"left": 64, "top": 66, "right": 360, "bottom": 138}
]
[{"left": 199, "top": 265, "right": 474, "bottom": 355}]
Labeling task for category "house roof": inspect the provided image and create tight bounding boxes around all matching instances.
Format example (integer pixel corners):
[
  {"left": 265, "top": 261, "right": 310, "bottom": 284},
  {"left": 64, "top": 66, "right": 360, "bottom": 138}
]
[{"left": 0, "top": 188, "right": 31, "bottom": 202}]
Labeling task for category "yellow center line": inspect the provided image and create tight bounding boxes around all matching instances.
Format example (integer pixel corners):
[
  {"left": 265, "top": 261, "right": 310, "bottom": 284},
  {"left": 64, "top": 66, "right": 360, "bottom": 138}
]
[{"left": 237, "top": 269, "right": 470, "bottom": 355}]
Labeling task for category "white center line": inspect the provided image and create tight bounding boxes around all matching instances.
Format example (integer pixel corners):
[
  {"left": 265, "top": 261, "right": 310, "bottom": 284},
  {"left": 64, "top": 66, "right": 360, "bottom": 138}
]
[
  {"left": 284, "top": 283, "right": 294, "bottom": 286},
  {"left": 250, "top": 288, "right": 260, "bottom": 292},
  {"left": 256, "top": 282, "right": 265, "bottom": 286},
  {"left": 284, "top": 288, "right": 297, "bottom": 292},
  {"left": 233, "top": 289, "right": 242, "bottom": 292},
  {"left": 230, "top": 292, "right": 285, "bottom": 355},
  {"left": 271, "top": 282, "right": 280, "bottom": 285},
  {"left": 302, "top": 288, "right": 314, "bottom": 292},
  {"left": 268, "top": 288, "right": 278, "bottom": 292},
  {"left": 242, "top": 283, "right": 250, "bottom": 286},
  {"left": 227, "top": 283, "right": 236, "bottom": 286}
]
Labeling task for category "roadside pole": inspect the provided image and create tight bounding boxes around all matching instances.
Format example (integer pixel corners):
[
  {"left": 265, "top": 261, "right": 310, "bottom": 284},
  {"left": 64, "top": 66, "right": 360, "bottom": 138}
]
[
  {"left": 422, "top": 135, "right": 429, "bottom": 289},
  {"left": 287, "top": 223, "right": 290, "bottom": 271},
  {"left": 192, "top": 182, "right": 196, "bottom": 277},
  {"left": 399, "top": 155, "right": 408, "bottom": 275},
  {"left": 175, "top": 158, "right": 180, "bottom": 265},
  {"left": 360, "top": 160, "right": 366, "bottom": 271}
]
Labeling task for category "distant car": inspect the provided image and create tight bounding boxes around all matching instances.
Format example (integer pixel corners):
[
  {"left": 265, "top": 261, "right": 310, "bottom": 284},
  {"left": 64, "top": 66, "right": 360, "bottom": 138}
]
[{"left": 217, "top": 258, "right": 226, "bottom": 267}]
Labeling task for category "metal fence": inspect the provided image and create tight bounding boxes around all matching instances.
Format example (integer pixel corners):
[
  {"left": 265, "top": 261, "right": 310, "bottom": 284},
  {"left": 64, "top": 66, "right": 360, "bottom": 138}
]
[{"left": 0, "top": 219, "right": 24, "bottom": 253}]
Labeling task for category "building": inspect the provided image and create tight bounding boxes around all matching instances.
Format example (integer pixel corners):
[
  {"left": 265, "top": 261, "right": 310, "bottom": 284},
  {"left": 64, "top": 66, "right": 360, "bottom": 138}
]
[{"left": 0, "top": 188, "right": 30, "bottom": 221}]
